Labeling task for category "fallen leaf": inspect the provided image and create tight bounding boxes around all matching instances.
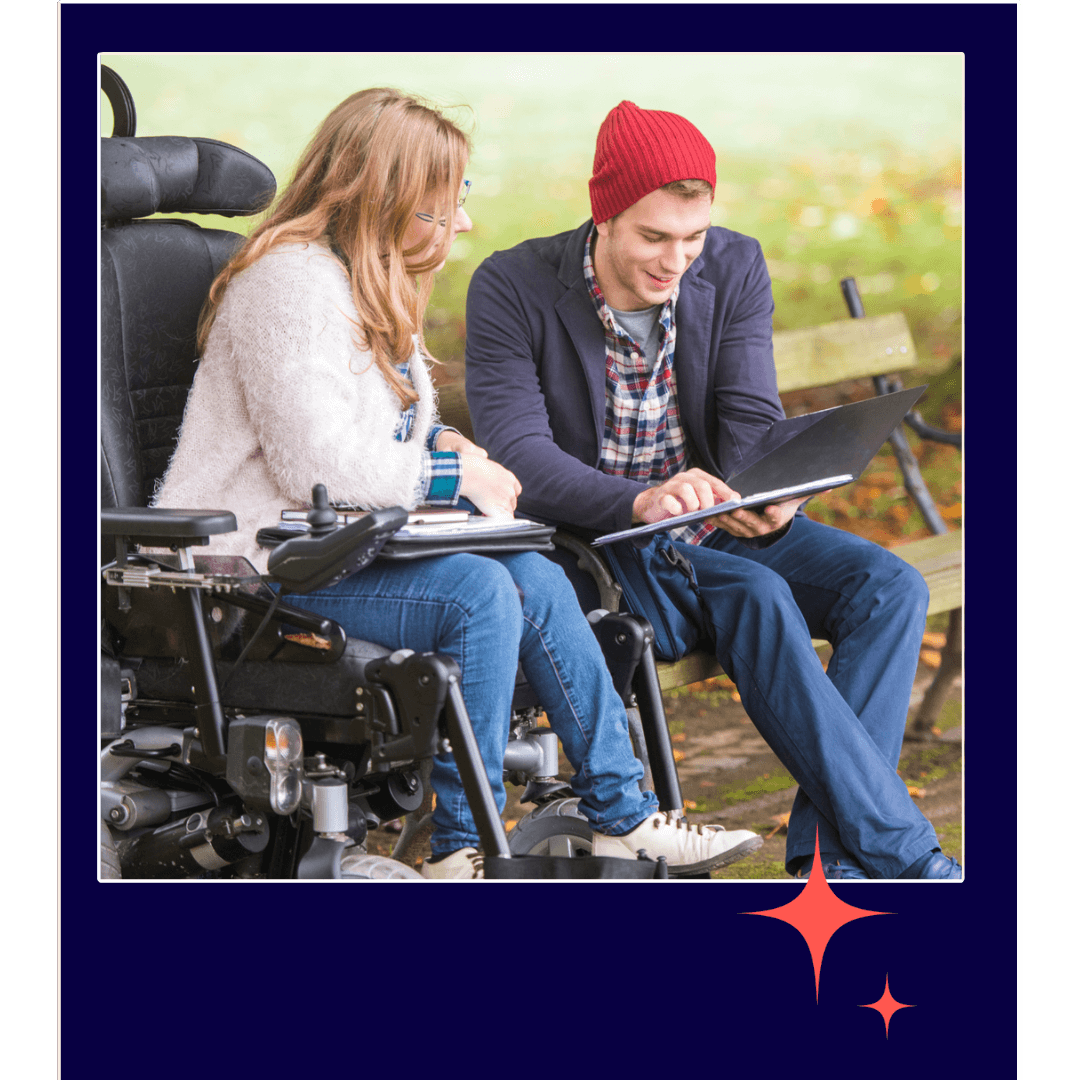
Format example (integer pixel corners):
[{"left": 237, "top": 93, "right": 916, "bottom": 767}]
[
  {"left": 922, "top": 631, "right": 947, "bottom": 649},
  {"left": 930, "top": 726, "right": 943, "bottom": 737},
  {"left": 699, "top": 780, "right": 716, "bottom": 788},
  {"left": 697, "top": 708, "right": 707, "bottom": 717},
  {"left": 504, "top": 819, "right": 517, "bottom": 832},
  {"left": 673, "top": 749, "right": 686, "bottom": 762},
  {"left": 731, "top": 690, "right": 742, "bottom": 702},
  {"left": 535, "top": 712, "right": 550, "bottom": 727},
  {"left": 671, "top": 732, "right": 687, "bottom": 743},
  {"left": 764, "top": 812, "right": 791, "bottom": 839},
  {"left": 919, "top": 648, "right": 942, "bottom": 669},
  {"left": 941, "top": 503, "right": 963, "bottom": 520},
  {"left": 683, "top": 799, "right": 698, "bottom": 810},
  {"left": 907, "top": 786, "right": 926, "bottom": 798}
]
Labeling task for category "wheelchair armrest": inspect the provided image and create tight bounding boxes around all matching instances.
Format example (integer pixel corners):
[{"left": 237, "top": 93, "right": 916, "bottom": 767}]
[
  {"left": 551, "top": 529, "right": 623, "bottom": 613},
  {"left": 101, "top": 507, "right": 237, "bottom": 547}
]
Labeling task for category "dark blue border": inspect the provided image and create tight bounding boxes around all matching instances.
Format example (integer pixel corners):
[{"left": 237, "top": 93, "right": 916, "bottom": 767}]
[{"left": 65, "top": 5, "right": 1015, "bottom": 1069}]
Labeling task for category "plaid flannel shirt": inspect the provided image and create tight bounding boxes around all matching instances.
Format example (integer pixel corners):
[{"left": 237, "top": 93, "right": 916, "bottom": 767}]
[
  {"left": 583, "top": 229, "right": 716, "bottom": 545},
  {"left": 393, "top": 357, "right": 462, "bottom": 505}
]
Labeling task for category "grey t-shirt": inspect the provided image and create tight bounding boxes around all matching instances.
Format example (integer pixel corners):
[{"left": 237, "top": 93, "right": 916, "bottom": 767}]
[{"left": 609, "top": 304, "right": 662, "bottom": 367}]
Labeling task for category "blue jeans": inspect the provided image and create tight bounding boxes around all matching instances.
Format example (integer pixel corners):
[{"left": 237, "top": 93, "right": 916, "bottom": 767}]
[
  {"left": 679, "top": 516, "right": 940, "bottom": 878},
  {"left": 287, "top": 551, "right": 658, "bottom": 855}
]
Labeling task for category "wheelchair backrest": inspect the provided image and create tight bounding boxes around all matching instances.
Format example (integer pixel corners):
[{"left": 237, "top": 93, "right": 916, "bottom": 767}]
[{"left": 100, "top": 71, "right": 276, "bottom": 510}]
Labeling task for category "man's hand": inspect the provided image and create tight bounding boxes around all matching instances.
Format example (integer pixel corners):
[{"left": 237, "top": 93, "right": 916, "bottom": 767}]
[
  {"left": 733, "top": 496, "right": 804, "bottom": 538},
  {"left": 632, "top": 468, "right": 804, "bottom": 539},
  {"left": 436, "top": 429, "right": 489, "bottom": 458}
]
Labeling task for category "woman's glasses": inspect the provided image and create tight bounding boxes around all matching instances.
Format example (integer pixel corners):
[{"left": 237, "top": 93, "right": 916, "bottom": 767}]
[{"left": 415, "top": 180, "right": 471, "bottom": 227}]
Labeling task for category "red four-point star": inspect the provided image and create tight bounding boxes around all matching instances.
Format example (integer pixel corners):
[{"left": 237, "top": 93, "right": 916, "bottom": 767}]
[
  {"left": 861, "top": 974, "right": 914, "bottom": 1037},
  {"left": 742, "top": 829, "right": 893, "bottom": 1001}
]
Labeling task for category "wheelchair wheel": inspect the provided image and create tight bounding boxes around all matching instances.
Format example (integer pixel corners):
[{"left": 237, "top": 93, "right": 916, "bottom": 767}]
[
  {"left": 100, "top": 818, "right": 122, "bottom": 880},
  {"left": 338, "top": 850, "right": 425, "bottom": 880},
  {"left": 508, "top": 797, "right": 594, "bottom": 857}
]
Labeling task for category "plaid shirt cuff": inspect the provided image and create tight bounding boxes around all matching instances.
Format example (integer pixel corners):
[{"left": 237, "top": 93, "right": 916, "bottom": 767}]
[
  {"left": 419, "top": 450, "right": 462, "bottom": 505},
  {"left": 426, "top": 424, "right": 461, "bottom": 452}
]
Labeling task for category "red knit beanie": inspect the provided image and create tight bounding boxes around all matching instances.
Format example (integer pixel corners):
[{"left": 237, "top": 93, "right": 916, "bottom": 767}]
[{"left": 589, "top": 101, "right": 716, "bottom": 224}]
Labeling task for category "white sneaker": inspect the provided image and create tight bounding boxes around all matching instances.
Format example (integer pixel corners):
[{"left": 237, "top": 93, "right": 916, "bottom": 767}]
[
  {"left": 592, "top": 811, "right": 763, "bottom": 875},
  {"left": 420, "top": 848, "right": 485, "bottom": 880}
]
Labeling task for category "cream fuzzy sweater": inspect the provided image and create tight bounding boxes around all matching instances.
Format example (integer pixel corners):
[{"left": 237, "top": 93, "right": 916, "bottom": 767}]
[{"left": 153, "top": 242, "right": 438, "bottom": 574}]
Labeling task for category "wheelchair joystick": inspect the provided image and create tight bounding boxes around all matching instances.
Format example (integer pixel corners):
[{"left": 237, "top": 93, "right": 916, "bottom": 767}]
[{"left": 307, "top": 483, "right": 338, "bottom": 535}]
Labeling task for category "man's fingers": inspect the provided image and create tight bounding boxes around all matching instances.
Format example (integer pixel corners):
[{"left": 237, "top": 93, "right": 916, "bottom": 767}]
[{"left": 660, "top": 493, "right": 685, "bottom": 517}]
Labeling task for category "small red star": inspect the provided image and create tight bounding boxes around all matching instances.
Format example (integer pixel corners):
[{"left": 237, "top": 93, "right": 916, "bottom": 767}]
[
  {"left": 861, "top": 974, "right": 914, "bottom": 1037},
  {"left": 742, "top": 829, "right": 893, "bottom": 1001}
]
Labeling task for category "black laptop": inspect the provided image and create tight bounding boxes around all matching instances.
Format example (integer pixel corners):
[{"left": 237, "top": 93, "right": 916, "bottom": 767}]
[{"left": 592, "top": 385, "right": 927, "bottom": 546}]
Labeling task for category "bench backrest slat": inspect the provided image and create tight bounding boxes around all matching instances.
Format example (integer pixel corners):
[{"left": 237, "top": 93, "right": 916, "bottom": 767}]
[{"left": 773, "top": 312, "right": 918, "bottom": 393}]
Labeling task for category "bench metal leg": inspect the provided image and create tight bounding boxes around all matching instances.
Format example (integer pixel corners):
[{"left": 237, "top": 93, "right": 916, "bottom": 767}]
[{"left": 911, "top": 607, "right": 963, "bottom": 736}]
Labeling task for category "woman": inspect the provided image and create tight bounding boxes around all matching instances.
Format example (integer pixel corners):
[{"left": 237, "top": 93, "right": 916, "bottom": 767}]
[{"left": 154, "top": 87, "right": 761, "bottom": 878}]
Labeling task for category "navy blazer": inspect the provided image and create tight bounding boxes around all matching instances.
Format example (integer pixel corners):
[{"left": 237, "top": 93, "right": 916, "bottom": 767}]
[{"left": 465, "top": 219, "right": 786, "bottom": 536}]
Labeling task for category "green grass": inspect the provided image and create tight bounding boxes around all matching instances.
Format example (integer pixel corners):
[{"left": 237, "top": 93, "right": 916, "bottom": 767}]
[
  {"left": 898, "top": 744, "right": 962, "bottom": 784},
  {"left": 695, "top": 772, "right": 800, "bottom": 808},
  {"left": 935, "top": 821, "right": 964, "bottom": 862},
  {"left": 935, "top": 699, "right": 962, "bottom": 735}
]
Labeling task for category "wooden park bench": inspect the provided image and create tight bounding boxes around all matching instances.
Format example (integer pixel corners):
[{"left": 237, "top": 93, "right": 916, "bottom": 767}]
[{"left": 439, "top": 278, "right": 962, "bottom": 737}]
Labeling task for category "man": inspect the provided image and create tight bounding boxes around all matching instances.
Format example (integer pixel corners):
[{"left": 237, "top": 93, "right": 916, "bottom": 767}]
[{"left": 464, "top": 100, "right": 960, "bottom": 880}]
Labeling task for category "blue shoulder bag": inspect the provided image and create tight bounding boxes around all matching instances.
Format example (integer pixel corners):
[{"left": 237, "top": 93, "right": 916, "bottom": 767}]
[{"left": 603, "top": 535, "right": 716, "bottom": 663}]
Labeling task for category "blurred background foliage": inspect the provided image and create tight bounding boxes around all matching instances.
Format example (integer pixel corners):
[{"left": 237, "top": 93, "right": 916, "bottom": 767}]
[{"left": 102, "top": 52, "right": 962, "bottom": 545}]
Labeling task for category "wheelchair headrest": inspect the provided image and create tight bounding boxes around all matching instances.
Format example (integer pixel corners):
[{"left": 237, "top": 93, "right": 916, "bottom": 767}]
[{"left": 101, "top": 136, "right": 276, "bottom": 223}]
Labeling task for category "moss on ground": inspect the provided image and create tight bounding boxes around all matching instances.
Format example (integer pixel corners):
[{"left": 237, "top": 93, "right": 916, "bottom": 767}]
[{"left": 712, "top": 859, "right": 789, "bottom": 880}]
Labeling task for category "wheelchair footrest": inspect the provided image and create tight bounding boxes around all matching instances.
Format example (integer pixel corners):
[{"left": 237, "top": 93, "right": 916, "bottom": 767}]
[{"left": 482, "top": 854, "right": 669, "bottom": 879}]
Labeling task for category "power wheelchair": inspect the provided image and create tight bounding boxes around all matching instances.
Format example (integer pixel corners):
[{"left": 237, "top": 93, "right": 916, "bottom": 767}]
[{"left": 99, "top": 67, "right": 689, "bottom": 880}]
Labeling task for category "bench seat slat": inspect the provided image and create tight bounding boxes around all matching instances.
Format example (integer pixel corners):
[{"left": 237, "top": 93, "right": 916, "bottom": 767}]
[{"left": 889, "top": 531, "right": 962, "bottom": 617}]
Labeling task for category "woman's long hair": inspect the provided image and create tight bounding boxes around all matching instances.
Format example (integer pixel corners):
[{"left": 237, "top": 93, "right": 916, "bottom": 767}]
[{"left": 197, "top": 87, "right": 471, "bottom": 407}]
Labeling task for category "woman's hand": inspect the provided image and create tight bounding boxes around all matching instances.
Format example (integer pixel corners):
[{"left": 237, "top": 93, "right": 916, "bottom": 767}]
[
  {"left": 458, "top": 455, "right": 522, "bottom": 517},
  {"left": 436, "top": 429, "right": 489, "bottom": 458}
]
